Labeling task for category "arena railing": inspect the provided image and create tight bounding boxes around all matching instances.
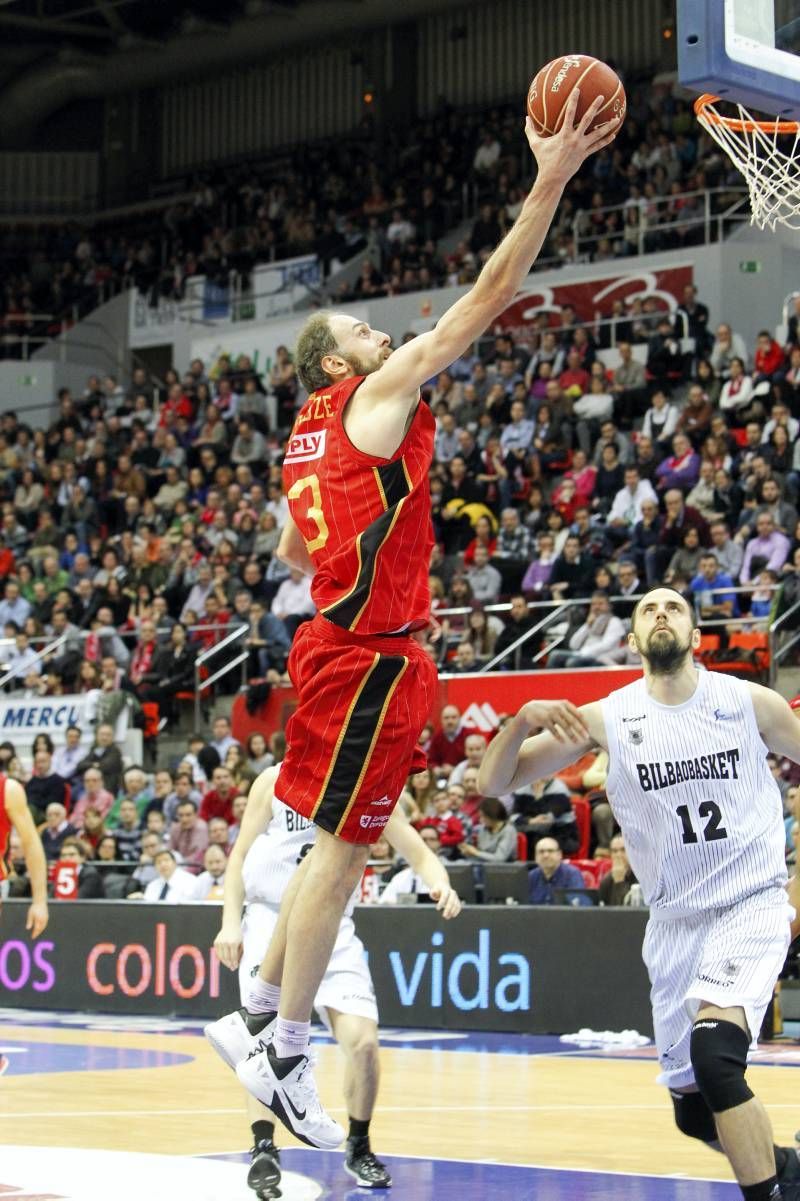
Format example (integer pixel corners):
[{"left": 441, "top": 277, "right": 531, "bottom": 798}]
[
  {"left": 435, "top": 582, "right": 788, "bottom": 674},
  {"left": 768, "top": 596, "right": 800, "bottom": 687},
  {"left": 192, "top": 624, "right": 249, "bottom": 728},
  {"left": 571, "top": 186, "right": 749, "bottom": 262},
  {"left": 0, "top": 631, "right": 69, "bottom": 691}
]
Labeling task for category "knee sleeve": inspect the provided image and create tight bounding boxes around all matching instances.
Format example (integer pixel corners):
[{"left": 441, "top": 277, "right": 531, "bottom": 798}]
[
  {"left": 689, "top": 1018, "right": 753, "bottom": 1114},
  {"left": 670, "top": 1090, "right": 718, "bottom": 1143}
]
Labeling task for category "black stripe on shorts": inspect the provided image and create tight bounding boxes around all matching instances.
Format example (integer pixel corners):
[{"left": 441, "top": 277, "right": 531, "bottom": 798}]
[{"left": 311, "top": 651, "right": 409, "bottom": 835}]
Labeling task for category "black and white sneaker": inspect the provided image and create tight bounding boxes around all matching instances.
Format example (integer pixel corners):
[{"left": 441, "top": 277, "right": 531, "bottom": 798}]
[
  {"left": 345, "top": 1137, "right": 392, "bottom": 1188},
  {"left": 204, "top": 1007, "right": 277, "bottom": 1071},
  {"left": 247, "top": 1138, "right": 281, "bottom": 1197},
  {"left": 236, "top": 1044, "right": 344, "bottom": 1150}
]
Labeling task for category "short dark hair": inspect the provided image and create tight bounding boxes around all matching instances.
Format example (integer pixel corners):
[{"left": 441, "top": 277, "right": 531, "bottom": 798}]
[
  {"left": 295, "top": 311, "right": 339, "bottom": 392},
  {"left": 61, "top": 838, "right": 86, "bottom": 860},
  {"left": 479, "top": 797, "right": 507, "bottom": 824},
  {"left": 177, "top": 799, "right": 198, "bottom": 813}
]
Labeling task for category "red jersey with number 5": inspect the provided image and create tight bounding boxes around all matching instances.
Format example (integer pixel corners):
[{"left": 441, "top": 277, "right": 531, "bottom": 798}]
[{"left": 282, "top": 376, "right": 435, "bottom": 635}]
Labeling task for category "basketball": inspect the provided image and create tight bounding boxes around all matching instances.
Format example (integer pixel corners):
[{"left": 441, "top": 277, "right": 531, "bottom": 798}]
[{"left": 527, "top": 54, "right": 626, "bottom": 137}]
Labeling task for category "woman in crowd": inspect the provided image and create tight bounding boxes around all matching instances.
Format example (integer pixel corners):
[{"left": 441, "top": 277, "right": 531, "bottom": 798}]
[
  {"left": 245, "top": 732, "right": 271, "bottom": 775},
  {"left": 463, "top": 603, "right": 503, "bottom": 664},
  {"left": 458, "top": 797, "right": 519, "bottom": 863},
  {"left": 402, "top": 768, "right": 437, "bottom": 822},
  {"left": 462, "top": 514, "right": 497, "bottom": 566}
]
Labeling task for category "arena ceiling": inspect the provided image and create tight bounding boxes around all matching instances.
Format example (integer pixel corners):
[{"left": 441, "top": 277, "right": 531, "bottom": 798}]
[{"left": 0, "top": 0, "right": 476, "bottom": 145}]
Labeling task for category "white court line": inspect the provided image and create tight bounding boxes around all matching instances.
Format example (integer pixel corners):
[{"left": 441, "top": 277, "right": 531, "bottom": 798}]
[
  {"left": 195, "top": 1146, "right": 735, "bottom": 1186},
  {"left": 4, "top": 1101, "right": 800, "bottom": 1120}
]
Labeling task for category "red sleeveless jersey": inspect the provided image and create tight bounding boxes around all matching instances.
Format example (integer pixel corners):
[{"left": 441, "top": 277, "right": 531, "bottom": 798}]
[
  {"left": 0, "top": 777, "right": 9, "bottom": 880},
  {"left": 282, "top": 376, "right": 435, "bottom": 635}
]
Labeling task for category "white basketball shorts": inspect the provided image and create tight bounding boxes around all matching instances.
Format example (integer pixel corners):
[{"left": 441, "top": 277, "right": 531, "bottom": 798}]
[
  {"left": 239, "top": 900, "right": 378, "bottom": 1030},
  {"left": 643, "top": 886, "right": 794, "bottom": 1090}
]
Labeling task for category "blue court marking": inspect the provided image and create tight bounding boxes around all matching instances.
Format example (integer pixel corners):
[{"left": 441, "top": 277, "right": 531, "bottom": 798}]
[
  {"left": 0, "top": 1038, "right": 192, "bottom": 1075},
  {"left": 209, "top": 1150, "right": 738, "bottom": 1200},
  {"left": 2, "top": 1010, "right": 800, "bottom": 1069}
]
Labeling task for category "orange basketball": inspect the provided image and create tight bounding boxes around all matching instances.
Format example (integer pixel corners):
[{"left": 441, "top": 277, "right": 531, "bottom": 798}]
[{"left": 527, "top": 54, "right": 626, "bottom": 138}]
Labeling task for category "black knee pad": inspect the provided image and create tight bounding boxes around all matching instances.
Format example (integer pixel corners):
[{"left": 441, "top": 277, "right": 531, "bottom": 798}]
[
  {"left": 689, "top": 1018, "right": 753, "bottom": 1114},
  {"left": 670, "top": 1089, "right": 718, "bottom": 1143}
]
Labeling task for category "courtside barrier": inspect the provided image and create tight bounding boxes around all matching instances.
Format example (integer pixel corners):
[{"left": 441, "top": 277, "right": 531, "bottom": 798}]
[{"left": 0, "top": 901, "right": 652, "bottom": 1035}]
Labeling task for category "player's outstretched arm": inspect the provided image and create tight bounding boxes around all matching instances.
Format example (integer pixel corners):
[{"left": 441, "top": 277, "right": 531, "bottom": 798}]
[
  {"left": 362, "top": 91, "right": 619, "bottom": 403},
  {"left": 215, "top": 765, "right": 278, "bottom": 971},
  {"left": 276, "top": 514, "right": 315, "bottom": 577},
  {"left": 5, "top": 780, "right": 48, "bottom": 938},
  {"left": 479, "top": 701, "right": 601, "bottom": 797},
  {"left": 749, "top": 683, "right": 800, "bottom": 763},
  {"left": 384, "top": 807, "right": 462, "bottom": 919}
]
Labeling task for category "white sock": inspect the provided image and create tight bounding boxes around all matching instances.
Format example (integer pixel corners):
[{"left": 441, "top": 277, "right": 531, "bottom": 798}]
[
  {"left": 248, "top": 978, "right": 281, "bottom": 1015},
  {"left": 273, "top": 1016, "right": 311, "bottom": 1059}
]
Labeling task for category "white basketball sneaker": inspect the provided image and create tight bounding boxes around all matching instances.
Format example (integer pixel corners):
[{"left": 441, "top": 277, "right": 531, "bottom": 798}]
[
  {"left": 204, "top": 1007, "right": 277, "bottom": 1071},
  {"left": 236, "top": 1044, "right": 345, "bottom": 1150}
]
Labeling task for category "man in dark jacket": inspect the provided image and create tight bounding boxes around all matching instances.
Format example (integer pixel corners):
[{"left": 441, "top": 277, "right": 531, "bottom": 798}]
[
  {"left": 136, "top": 621, "right": 196, "bottom": 720},
  {"left": 58, "top": 839, "right": 105, "bottom": 898},
  {"left": 644, "top": 488, "right": 710, "bottom": 585},
  {"left": 74, "top": 722, "right": 125, "bottom": 797},
  {"left": 491, "top": 595, "right": 540, "bottom": 671}
]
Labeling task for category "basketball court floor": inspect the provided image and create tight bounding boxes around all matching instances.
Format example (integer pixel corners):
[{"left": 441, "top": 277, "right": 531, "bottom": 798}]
[{"left": 2, "top": 1008, "right": 800, "bottom": 1199}]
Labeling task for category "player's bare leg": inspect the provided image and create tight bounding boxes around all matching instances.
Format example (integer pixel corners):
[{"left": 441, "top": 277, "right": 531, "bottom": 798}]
[
  {"left": 256, "top": 848, "right": 315, "bottom": 988},
  {"left": 266, "top": 829, "right": 370, "bottom": 1021},
  {"left": 328, "top": 1010, "right": 392, "bottom": 1189},
  {"left": 329, "top": 1011, "right": 380, "bottom": 1121},
  {"left": 696, "top": 1004, "right": 780, "bottom": 1195},
  {"left": 237, "top": 829, "right": 370, "bottom": 1149}
]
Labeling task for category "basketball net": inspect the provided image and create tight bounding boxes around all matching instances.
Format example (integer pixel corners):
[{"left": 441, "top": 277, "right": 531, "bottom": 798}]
[{"left": 695, "top": 94, "right": 800, "bottom": 231}]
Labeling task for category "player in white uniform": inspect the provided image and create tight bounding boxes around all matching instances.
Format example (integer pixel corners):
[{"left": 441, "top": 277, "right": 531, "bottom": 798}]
[
  {"left": 206, "top": 765, "right": 461, "bottom": 1196},
  {"left": 479, "top": 586, "right": 800, "bottom": 1201}
]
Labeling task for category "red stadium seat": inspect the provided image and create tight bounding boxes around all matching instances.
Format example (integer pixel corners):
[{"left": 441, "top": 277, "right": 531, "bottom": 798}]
[
  {"left": 567, "top": 858, "right": 604, "bottom": 887},
  {"left": 571, "top": 795, "right": 591, "bottom": 858}
]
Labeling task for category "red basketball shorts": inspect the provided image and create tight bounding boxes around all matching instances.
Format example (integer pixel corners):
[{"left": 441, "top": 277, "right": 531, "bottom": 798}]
[{"left": 276, "top": 614, "right": 438, "bottom": 844}]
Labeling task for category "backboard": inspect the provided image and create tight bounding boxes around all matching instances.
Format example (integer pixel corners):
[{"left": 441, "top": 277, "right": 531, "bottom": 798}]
[{"left": 677, "top": 0, "right": 800, "bottom": 118}]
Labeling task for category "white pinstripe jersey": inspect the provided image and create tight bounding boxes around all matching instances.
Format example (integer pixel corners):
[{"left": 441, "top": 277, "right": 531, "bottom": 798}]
[
  {"left": 241, "top": 796, "right": 358, "bottom": 917},
  {"left": 601, "top": 671, "right": 788, "bottom": 916}
]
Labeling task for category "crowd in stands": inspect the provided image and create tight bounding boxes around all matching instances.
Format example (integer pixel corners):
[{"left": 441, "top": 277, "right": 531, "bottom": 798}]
[
  {"left": 0, "top": 75, "right": 740, "bottom": 347},
  {"left": 2, "top": 275, "right": 798, "bottom": 903},
  {"left": 7, "top": 681, "right": 798, "bottom": 906}
]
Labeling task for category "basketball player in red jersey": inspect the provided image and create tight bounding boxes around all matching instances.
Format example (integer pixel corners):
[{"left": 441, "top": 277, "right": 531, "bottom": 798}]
[
  {"left": 213, "top": 89, "right": 619, "bottom": 1152},
  {"left": 0, "top": 775, "right": 48, "bottom": 938}
]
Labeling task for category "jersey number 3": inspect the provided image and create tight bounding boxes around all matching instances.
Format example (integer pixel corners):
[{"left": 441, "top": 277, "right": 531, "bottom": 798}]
[
  {"left": 288, "top": 473, "right": 329, "bottom": 553},
  {"left": 675, "top": 801, "right": 728, "bottom": 845}
]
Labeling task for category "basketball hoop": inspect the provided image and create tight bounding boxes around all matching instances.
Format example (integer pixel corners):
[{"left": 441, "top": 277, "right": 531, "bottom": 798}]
[{"left": 694, "top": 94, "right": 800, "bottom": 231}]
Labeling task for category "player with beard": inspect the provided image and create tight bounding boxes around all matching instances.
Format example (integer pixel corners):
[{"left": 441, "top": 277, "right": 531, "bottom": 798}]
[
  {"left": 480, "top": 586, "right": 800, "bottom": 1201},
  {"left": 211, "top": 92, "right": 619, "bottom": 1150}
]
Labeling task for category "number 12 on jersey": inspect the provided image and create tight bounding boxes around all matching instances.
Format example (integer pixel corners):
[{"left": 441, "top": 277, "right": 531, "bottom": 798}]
[{"left": 676, "top": 801, "right": 729, "bottom": 844}]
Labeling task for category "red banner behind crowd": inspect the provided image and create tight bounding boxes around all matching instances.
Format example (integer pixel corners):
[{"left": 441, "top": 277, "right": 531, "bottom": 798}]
[
  {"left": 495, "top": 264, "right": 694, "bottom": 343},
  {"left": 231, "top": 666, "right": 642, "bottom": 745}
]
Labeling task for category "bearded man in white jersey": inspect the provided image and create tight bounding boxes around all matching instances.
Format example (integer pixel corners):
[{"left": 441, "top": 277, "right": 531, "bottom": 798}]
[
  {"left": 205, "top": 765, "right": 461, "bottom": 1196},
  {"left": 480, "top": 586, "right": 800, "bottom": 1201}
]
